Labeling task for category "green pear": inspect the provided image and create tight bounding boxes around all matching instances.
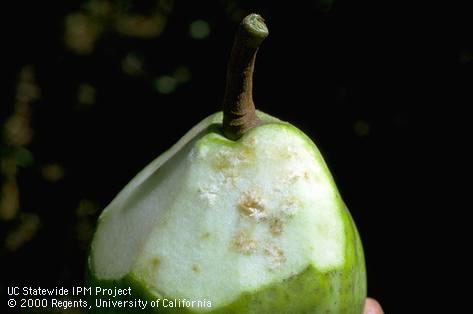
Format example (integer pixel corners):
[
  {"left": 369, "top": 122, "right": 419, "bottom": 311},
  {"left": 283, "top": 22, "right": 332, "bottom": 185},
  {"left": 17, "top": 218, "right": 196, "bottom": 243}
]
[{"left": 87, "top": 14, "right": 366, "bottom": 313}]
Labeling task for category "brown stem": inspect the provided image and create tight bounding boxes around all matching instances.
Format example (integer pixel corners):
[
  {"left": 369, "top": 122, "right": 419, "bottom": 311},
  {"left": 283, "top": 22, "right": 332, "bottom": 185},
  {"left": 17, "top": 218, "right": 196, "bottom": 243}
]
[{"left": 222, "top": 14, "right": 269, "bottom": 140}]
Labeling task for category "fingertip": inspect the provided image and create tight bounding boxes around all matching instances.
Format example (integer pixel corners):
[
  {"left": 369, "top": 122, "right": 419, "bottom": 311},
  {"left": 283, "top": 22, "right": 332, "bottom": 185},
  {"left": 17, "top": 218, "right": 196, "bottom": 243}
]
[{"left": 364, "top": 297, "right": 384, "bottom": 314}]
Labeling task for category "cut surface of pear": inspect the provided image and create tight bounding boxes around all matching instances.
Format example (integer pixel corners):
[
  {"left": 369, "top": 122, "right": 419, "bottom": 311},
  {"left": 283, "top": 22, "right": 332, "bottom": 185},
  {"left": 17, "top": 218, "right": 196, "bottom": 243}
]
[
  {"left": 88, "top": 12, "right": 366, "bottom": 314},
  {"left": 88, "top": 112, "right": 366, "bottom": 313}
]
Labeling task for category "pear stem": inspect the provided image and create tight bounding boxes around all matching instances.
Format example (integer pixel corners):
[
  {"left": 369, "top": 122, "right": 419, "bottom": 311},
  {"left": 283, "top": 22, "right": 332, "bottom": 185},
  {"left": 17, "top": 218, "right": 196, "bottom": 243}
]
[{"left": 222, "top": 14, "right": 269, "bottom": 140}]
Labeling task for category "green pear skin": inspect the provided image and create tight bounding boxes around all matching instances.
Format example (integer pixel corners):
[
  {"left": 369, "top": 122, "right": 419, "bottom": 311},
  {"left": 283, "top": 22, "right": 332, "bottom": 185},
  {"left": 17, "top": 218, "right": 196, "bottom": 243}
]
[{"left": 86, "top": 112, "right": 366, "bottom": 313}]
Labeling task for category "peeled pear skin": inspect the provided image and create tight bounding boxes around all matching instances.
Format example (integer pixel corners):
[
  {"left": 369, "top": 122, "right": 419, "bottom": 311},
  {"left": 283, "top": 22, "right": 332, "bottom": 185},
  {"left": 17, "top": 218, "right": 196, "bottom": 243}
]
[{"left": 87, "top": 111, "right": 366, "bottom": 313}]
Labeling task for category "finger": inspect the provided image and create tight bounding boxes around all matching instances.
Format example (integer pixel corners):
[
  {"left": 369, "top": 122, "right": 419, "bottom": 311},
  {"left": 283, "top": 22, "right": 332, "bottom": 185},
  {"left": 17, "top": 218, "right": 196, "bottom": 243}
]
[{"left": 364, "top": 297, "right": 384, "bottom": 314}]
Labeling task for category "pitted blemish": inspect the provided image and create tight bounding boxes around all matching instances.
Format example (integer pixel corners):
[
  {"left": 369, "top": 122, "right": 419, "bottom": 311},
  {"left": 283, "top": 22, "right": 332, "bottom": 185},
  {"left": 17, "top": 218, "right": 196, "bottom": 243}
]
[
  {"left": 223, "top": 171, "right": 239, "bottom": 187},
  {"left": 280, "top": 197, "right": 299, "bottom": 218},
  {"left": 208, "top": 145, "right": 255, "bottom": 185},
  {"left": 213, "top": 150, "right": 249, "bottom": 171},
  {"left": 198, "top": 184, "right": 219, "bottom": 205},
  {"left": 239, "top": 190, "right": 267, "bottom": 221},
  {"left": 208, "top": 150, "right": 248, "bottom": 187},
  {"left": 269, "top": 218, "right": 283, "bottom": 236},
  {"left": 278, "top": 145, "right": 299, "bottom": 160},
  {"left": 264, "top": 243, "right": 286, "bottom": 270},
  {"left": 286, "top": 164, "right": 307, "bottom": 183},
  {"left": 304, "top": 171, "right": 310, "bottom": 180},
  {"left": 232, "top": 230, "right": 258, "bottom": 255},
  {"left": 192, "top": 264, "right": 200, "bottom": 272}
]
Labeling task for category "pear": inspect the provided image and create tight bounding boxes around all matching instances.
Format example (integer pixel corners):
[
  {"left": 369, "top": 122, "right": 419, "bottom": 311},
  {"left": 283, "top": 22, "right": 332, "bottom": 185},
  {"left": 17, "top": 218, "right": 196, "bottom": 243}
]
[{"left": 87, "top": 14, "right": 366, "bottom": 313}]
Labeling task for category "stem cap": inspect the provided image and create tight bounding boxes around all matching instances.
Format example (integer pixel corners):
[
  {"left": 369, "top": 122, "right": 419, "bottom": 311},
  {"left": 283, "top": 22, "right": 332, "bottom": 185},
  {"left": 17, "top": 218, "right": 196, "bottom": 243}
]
[{"left": 240, "top": 14, "right": 269, "bottom": 48}]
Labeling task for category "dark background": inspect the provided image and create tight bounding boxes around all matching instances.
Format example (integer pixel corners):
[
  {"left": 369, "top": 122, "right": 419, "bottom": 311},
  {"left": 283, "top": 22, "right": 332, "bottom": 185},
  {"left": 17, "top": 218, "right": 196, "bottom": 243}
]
[{"left": 1, "top": 0, "right": 470, "bottom": 313}]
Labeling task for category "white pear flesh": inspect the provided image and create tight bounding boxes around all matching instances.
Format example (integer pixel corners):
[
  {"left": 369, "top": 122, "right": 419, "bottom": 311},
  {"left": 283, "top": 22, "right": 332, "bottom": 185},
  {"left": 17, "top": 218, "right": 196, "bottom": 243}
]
[{"left": 89, "top": 112, "right": 365, "bottom": 313}]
